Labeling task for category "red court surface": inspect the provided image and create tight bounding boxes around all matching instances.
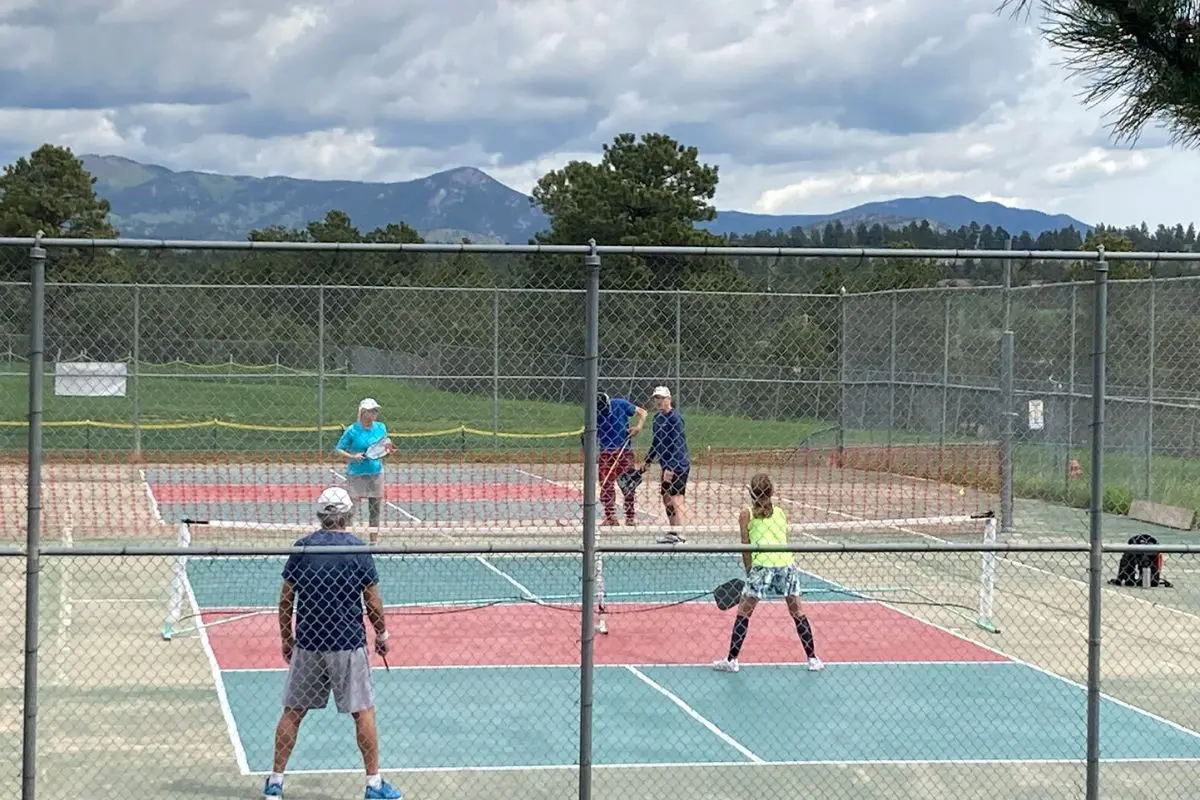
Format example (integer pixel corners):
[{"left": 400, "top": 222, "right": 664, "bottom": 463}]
[
  {"left": 151, "top": 481, "right": 579, "bottom": 503},
  {"left": 206, "top": 601, "right": 1007, "bottom": 671}
]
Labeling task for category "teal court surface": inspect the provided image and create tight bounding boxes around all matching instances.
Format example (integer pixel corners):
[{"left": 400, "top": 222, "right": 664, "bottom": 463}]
[{"left": 175, "top": 547, "right": 1200, "bottom": 775}]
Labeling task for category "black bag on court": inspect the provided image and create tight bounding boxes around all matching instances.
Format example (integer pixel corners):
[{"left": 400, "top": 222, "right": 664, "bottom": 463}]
[{"left": 1109, "top": 534, "right": 1172, "bottom": 588}]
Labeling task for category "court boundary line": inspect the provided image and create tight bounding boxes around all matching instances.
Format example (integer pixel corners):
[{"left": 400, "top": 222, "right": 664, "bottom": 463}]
[
  {"left": 253, "top": 756, "right": 1200, "bottom": 775},
  {"left": 732, "top": 483, "right": 1200, "bottom": 743},
  {"left": 141, "top": 471, "right": 252, "bottom": 776},
  {"left": 624, "top": 665, "right": 764, "bottom": 763}
]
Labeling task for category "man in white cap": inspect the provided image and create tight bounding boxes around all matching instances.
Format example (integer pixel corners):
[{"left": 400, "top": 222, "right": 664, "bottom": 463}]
[
  {"left": 264, "top": 486, "right": 402, "bottom": 800},
  {"left": 643, "top": 386, "right": 690, "bottom": 543},
  {"left": 334, "top": 397, "right": 390, "bottom": 542}
]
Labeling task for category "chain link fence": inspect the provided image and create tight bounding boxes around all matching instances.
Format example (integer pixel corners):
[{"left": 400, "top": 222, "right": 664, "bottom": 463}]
[{"left": 3, "top": 237, "right": 1200, "bottom": 800}]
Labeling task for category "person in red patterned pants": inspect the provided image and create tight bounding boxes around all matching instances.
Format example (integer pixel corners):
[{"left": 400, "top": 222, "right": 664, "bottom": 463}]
[{"left": 596, "top": 391, "right": 647, "bottom": 526}]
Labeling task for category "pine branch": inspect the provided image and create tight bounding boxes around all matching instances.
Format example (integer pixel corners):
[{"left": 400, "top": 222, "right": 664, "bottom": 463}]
[{"left": 999, "top": 0, "right": 1200, "bottom": 147}]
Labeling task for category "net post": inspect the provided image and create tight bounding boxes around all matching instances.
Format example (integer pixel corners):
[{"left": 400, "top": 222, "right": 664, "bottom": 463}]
[
  {"left": 161, "top": 521, "right": 193, "bottom": 640},
  {"left": 578, "top": 239, "right": 601, "bottom": 800},
  {"left": 1085, "top": 247, "right": 1108, "bottom": 800},
  {"left": 22, "top": 231, "right": 46, "bottom": 800},
  {"left": 976, "top": 514, "right": 999, "bottom": 633}
]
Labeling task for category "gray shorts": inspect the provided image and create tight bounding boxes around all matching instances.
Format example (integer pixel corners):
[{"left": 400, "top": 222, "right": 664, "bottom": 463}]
[
  {"left": 283, "top": 646, "right": 375, "bottom": 713},
  {"left": 347, "top": 473, "right": 384, "bottom": 500}
]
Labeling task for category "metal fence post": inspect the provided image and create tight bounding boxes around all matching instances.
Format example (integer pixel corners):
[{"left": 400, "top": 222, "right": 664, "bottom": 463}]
[
  {"left": 1000, "top": 330, "right": 1015, "bottom": 533},
  {"left": 837, "top": 286, "right": 847, "bottom": 461},
  {"left": 22, "top": 232, "right": 47, "bottom": 800},
  {"left": 674, "top": 290, "right": 682, "bottom": 405},
  {"left": 131, "top": 283, "right": 142, "bottom": 455},
  {"left": 941, "top": 292, "right": 951, "bottom": 449},
  {"left": 1000, "top": 238, "right": 1015, "bottom": 532},
  {"left": 1086, "top": 246, "right": 1109, "bottom": 800},
  {"left": 317, "top": 285, "right": 325, "bottom": 451},
  {"left": 1066, "top": 285, "right": 1077, "bottom": 498},
  {"left": 493, "top": 286, "right": 501, "bottom": 442},
  {"left": 1145, "top": 276, "right": 1156, "bottom": 499},
  {"left": 888, "top": 291, "right": 897, "bottom": 449},
  {"left": 578, "top": 239, "right": 601, "bottom": 800}
]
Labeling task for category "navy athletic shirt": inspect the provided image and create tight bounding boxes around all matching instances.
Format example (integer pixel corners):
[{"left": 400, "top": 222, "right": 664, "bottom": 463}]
[
  {"left": 281, "top": 529, "right": 379, "bottom": 652},
  {"left": 647, "top": 409, "right": 689, "bottom": 472}
]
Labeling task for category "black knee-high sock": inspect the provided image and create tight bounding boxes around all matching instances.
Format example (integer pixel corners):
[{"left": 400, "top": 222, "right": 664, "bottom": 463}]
[
  {"left": 794, "top": 614, "right": 816, "bottom": 659},
  {"left": 728, "top": 615, "right": 751, "bottom": 660}
]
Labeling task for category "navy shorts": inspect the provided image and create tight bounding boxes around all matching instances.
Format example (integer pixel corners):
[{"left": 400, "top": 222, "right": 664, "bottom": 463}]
[{"left": 660, "top": 468, "right": 689, "bottom": 497}]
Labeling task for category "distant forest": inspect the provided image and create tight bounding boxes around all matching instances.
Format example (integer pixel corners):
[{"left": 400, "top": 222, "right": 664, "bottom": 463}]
[{"left": 731, "top": 218, "right": 1196, "bottom": 255}]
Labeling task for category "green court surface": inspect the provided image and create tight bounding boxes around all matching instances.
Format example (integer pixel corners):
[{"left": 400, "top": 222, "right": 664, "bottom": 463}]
[
  {"left": 185, "top": 552, "right": 851, "bottom": 610},
  {"left": 218, "top": 663, "right": 1200, "bottom": 773}
]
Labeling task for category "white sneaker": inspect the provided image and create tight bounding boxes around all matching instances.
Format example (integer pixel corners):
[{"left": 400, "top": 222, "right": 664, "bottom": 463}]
[
  {"left": 712, "top": 658, "right": 739, "bottom": 673},
  {"left": 656, "top": 532, "right": 685, "bottom": 544},
  {"left": 808, "top": 657, "right": 824, "bottom": 672}
]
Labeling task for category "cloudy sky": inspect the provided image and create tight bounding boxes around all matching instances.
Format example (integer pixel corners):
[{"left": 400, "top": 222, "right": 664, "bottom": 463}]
[{"left": 0, "top": 0, "right": 1193, "bottom": 228}]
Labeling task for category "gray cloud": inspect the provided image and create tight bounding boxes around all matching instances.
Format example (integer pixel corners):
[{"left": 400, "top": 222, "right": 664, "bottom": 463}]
[{"left": 0, "top": 0, "right": 1192, "bottom": 227}]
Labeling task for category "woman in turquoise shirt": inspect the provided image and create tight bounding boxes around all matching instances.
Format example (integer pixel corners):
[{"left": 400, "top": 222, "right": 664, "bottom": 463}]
[{"left": 334, "top": 398, "right": 389, "bottom": 542}]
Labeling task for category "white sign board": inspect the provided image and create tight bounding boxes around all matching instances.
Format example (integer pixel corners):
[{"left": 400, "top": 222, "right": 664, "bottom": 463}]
[
  {"left": 1028, "top": 399, "right": 1045, "bottom": 431},
  {"left": 54, "top": 362, "right": 128, "bottom": 397}
]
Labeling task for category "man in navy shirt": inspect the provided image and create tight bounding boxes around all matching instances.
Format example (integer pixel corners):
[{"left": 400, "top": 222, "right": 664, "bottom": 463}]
[
  {"left": 264, "top": 486, "right": 402, "bottom": 800},
  {"left": 643, "top": 386, "right": 690, "bottom": 543},
  {"left": 596, "top": 391, "right": 648, "bottom": 526}
]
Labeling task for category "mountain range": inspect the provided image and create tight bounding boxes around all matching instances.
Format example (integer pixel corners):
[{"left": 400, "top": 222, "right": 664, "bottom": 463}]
[{"left": 79, "top": 154, "right": 1093, "bottom": 244}]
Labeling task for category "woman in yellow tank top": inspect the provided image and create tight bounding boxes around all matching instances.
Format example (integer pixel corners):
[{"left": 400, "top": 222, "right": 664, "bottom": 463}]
[{"left": 713, "top": 473, "right": 823, "bottom": 673}]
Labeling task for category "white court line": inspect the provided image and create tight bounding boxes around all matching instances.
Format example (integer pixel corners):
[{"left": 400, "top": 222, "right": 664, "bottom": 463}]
[
  {"left": 183, "top": 576, "right": 252, "bottom": 775},
  {"left": 512, "top": 467, "right": 578, "bottom": 495},
  {"left": 624, "top": 665, "right": 764, "bottom": 764},
  {"left": 140, "top": 473, "right": 251, "bottom": 775},
  {"left": 139, "top": 467, "right": 166, "bottom": 526},
  {"left": 257, "top": 755, "right": 1200, "bottom": 775},
  {"left": 54, "top": 508, "right": 74, "bottom": 685}
]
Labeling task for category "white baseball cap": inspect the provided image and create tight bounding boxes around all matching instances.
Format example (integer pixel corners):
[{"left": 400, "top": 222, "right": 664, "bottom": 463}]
[
  {"left": 359, "top": 397, "right": 381, "bottom": 411},
  {"left": 652, "top": 386, "right": 671, "bottom": 398},
  {"left": 315, "top": 486, "right": 354, "bottom": 515}
]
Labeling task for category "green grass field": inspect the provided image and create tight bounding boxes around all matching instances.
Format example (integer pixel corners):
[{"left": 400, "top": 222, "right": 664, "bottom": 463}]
[
  {"left": 3, "top": 362, "right": 1200, "bottom": 525},
  {"left": 0, "top": 366, "right": 892, "bottom": 454}
]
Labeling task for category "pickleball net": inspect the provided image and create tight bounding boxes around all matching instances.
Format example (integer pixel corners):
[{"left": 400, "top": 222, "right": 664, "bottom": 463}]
[{"left": 160, "top": 512, "right": 1000, "bottom": 640}]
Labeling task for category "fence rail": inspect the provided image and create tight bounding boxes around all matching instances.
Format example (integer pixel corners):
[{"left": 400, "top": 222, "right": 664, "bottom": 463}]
[{"left": 4, "top": 236, "right": 1200, "bottom": 800}]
